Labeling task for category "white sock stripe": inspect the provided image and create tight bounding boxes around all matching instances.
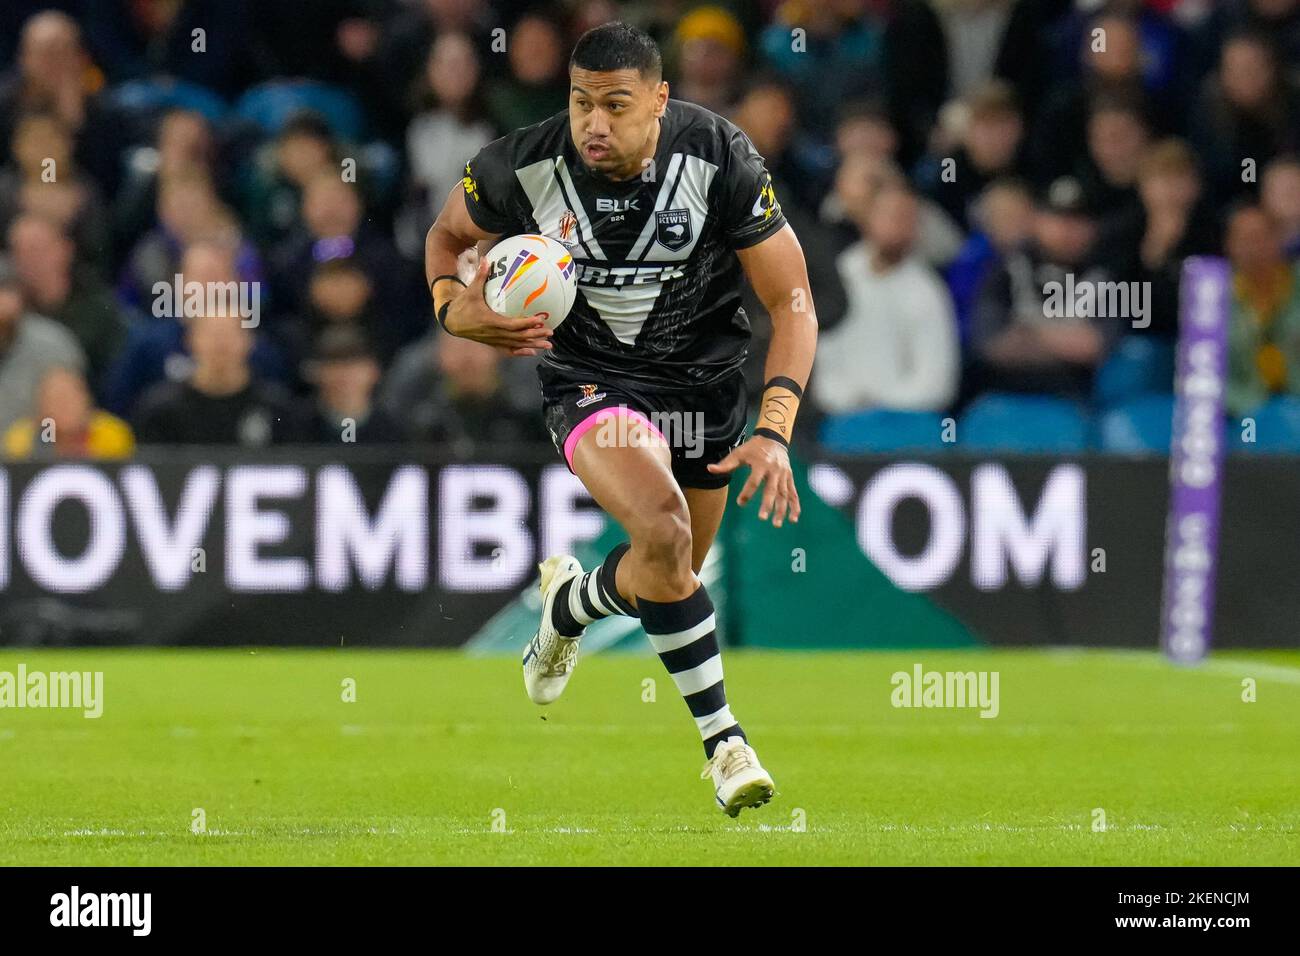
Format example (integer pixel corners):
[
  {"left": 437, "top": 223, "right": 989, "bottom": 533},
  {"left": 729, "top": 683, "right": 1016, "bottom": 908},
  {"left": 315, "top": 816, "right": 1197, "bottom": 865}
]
[
  {"left": 585, "top": 572, "right": 615, "bottom": 616},
  {"left": 566, "top": 572, "right": 594, "bottom": 624},
  {"left": 670, "top": 654, "right": 724, "bottom": 697},
  {"left": 695, "top": 704, "right": 736, "bottom": 740},
  {"left": 645, "top": 613, "right": 716, "bottom": 653}
]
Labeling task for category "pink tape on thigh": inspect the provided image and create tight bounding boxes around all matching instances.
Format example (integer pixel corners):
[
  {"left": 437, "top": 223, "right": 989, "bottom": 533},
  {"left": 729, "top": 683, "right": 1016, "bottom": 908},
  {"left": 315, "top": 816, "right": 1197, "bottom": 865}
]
[{"left": 563, "top": 406, "right": 668, "bottom": 470}]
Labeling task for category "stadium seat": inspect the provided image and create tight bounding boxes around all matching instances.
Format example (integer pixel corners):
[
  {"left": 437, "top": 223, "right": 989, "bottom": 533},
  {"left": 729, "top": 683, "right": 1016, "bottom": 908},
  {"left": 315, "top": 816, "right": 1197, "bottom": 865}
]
[
  {"left": 819, "top": 409, "right": 949, "bottom": 453},
  {"left": 1232, "top": 396, "right": 1300, "bottom": 454},
  {"left": 958, "top": 393, "right": 1090, "bottom": 452},
  {"left": 108, "top": 77, "right": 230, "bottom": 124},
  {"left": 1095, "top": 394, "right": 1175, "bottom": 453},
  {"left": 1093, "top": 336, "right": 1176, "bottom": 408},
  {"left": 233, "top": 81, "right": 366, "bottom": 141}
]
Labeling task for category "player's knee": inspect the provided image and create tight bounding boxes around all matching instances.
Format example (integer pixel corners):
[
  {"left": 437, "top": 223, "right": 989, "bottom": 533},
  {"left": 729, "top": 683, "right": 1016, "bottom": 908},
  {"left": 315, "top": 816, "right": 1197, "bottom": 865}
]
[{"left": 631, "top": 504, "right": 693, "bottom": 576}]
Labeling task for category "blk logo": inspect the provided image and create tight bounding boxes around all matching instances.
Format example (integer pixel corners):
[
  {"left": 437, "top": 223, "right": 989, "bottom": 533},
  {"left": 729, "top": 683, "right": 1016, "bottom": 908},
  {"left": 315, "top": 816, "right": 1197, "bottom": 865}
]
[{"left": 596, "top": 197, "right": 638, "bottom": 213}]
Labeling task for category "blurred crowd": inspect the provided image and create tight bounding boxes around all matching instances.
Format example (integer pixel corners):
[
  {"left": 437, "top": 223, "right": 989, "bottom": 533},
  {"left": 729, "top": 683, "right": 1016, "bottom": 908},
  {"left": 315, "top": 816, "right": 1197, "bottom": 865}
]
[{"left": 0, "top": 0, "right": 1298, "bottom": 460}]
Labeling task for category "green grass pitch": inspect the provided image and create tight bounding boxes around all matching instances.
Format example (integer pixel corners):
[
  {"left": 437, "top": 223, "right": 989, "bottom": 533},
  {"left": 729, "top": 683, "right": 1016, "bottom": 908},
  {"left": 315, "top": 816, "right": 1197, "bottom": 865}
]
[{"left": 1, "top": 647, "right": 1297, "bottom": 865}]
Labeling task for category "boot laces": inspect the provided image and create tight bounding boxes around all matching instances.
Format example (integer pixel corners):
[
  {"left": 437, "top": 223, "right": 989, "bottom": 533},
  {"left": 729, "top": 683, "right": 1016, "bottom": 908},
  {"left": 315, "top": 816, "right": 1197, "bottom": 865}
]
[
  {"left": 542, "top": 637, "right": 578, "bottom": 677},
  {"left": 701, "top": 741, "right": 753, "bottom": 780}
]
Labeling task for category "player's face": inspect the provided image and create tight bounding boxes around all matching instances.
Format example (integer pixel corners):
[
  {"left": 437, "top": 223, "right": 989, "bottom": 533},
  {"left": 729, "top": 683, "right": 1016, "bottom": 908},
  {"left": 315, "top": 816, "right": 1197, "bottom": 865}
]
[{"left": 569, "top": 67, "right": 667, "bottom": 181}]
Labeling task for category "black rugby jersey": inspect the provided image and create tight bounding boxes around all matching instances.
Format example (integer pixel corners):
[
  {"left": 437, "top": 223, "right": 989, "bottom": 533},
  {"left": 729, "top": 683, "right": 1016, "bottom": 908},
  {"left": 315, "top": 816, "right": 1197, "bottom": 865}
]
[{"left": 460, "top": 98, "right": 786, "bottom": 389}]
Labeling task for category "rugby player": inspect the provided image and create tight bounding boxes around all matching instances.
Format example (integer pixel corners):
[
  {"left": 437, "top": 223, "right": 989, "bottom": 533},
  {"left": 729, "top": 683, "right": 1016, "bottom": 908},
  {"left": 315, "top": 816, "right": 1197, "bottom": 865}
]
[{"left": 425, "top": 22, "right": 817, "bottom": 816}]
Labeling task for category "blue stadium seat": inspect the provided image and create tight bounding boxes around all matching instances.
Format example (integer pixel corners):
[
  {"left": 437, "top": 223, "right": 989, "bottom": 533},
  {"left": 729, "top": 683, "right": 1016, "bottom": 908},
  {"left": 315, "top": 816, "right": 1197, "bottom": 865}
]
[
  {"left": 819, "top": 409, "right": 949, "bottom": 453},
  {"left": 958, "top": 393, "right": 1089, "bottom": 452},
  {"left": 233, "top": 81, "right": 366, "bottom": 141},
  {"left": 108, "top": 78, "right": 230, "bottom": 124},
  {"left": 1093, "top": 336, "right": 1176, "bottom": 407},
  {"left": 1096, "top": 394, "right": 1175, "bottom": 453},
  {"left": 1234, "top": 397, "right": 1300, "bottom": 454}
]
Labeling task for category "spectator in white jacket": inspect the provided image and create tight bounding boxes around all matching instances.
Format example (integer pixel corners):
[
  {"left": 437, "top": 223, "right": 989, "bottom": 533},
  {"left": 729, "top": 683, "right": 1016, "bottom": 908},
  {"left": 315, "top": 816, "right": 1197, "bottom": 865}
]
[{"left": 812, "top": 185, "right": 960, "bottom": 414}]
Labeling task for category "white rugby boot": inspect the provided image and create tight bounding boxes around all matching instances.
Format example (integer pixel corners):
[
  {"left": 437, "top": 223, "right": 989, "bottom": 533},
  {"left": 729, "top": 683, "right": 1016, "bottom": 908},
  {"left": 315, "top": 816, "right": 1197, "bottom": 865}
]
[
  {"left": 701, "top": 736, "right": 775, "bottom": 817},
  {"left": 521, "top": 555, "right": 585, "bottom": 705}
]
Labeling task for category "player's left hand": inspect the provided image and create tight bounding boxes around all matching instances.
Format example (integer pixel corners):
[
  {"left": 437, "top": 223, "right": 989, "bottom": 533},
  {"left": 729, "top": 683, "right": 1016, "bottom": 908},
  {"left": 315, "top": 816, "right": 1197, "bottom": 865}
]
[{"left": 707, "top": 436, "right": 801, "bottom": 527}]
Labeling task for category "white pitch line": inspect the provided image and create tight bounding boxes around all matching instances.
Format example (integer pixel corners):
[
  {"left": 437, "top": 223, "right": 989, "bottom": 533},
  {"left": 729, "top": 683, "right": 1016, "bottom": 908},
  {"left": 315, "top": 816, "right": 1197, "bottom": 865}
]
[
  {"left": 1197, "top": 658, "right": 1300, "bottom": 686},
  {"left": 1095, "top": 650, "right": 1300, "bottom": 686}
]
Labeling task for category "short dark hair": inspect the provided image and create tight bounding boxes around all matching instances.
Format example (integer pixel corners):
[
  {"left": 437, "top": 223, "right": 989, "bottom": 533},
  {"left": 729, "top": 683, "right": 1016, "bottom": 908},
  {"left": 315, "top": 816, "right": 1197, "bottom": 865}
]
[{"left": 570, "top": 21, "right": 661, "bottom": 80}]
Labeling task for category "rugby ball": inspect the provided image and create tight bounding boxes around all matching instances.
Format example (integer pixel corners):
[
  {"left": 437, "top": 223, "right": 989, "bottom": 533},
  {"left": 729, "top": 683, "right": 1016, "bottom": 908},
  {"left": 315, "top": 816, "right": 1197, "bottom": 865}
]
[{"left": 483, "top": 234, "right": 577, "bottom": 329}]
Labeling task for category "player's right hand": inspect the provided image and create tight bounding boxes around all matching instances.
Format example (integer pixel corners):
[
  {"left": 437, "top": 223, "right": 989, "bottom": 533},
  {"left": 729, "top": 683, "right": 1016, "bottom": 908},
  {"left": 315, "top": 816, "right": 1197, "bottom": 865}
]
[{"left": 443, "top": 256, "right": 554, "bottom": 356}]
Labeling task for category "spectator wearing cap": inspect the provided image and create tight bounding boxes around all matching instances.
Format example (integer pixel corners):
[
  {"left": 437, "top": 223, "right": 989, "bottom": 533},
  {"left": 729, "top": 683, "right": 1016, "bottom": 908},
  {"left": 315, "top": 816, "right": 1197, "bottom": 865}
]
[
  {"left": 7, "top": 212, "right": 127, "bottom": 389},
  {"left": 0, "top": 254, "right": 86, "bottom": 434},
  {"left": 133, "top": 303, "right": 307, "bottom": 447},
  {"left": 303, "top": 326, "right": 403, "bottom": 445},
  {"left": 812, "top": 184, "right": 959, "bottom": 416},
  {"left": 3, "top": 365, "right": 133, "bottom": 460},
  {"left": 969, "top": 176, "right": 1115, "bottom": 399},
  {"left": 1224, "top": 203, "right": 1300, "bottom": 417},
  {"left": 918, "top": 80, "right": 1026, "bottom": 231},
  {"left": 671, "top": 6, "right": 747, "bottom": 115}
]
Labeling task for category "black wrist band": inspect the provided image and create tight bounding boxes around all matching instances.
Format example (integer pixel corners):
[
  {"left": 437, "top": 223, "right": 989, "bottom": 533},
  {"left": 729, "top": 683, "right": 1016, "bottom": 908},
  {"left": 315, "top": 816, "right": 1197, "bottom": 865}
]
[
  {"left": 430, "top": 274, "right": 467, "bottom": 292},
  {"left": 764, "top": 375, "right": 804, "bottom": 400},
  {"left": 432, "top": 275, "right": 466, "bottom": 332},
  {"left": 753, "top": 426, "right": 790, "bottom": 447}
]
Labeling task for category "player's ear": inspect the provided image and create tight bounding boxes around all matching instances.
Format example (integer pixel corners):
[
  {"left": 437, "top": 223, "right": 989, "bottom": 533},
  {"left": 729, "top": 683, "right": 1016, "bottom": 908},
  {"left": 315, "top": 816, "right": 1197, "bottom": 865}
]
[{"left": 654, "top": 79, "right": 669, "bottom": 115}]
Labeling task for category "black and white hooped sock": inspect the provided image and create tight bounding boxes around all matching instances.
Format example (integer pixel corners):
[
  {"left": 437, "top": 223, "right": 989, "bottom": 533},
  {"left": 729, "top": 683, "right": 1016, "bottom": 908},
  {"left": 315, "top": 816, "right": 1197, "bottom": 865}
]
[
  {"left": 550, "top": 542, "right": 639, "bottom": 637},
  {"left": 637, "top": 584, "right": 745, "bottom": 758}
]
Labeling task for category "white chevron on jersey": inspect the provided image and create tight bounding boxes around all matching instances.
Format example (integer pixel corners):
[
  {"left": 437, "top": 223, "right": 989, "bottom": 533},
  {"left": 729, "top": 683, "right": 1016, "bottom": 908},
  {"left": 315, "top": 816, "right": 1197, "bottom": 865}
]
[
  {"left": 579, "top": 273, "right": 676, "bottom": 345},
  {"left": 625, "top": 152, "right": 683, "bottom": 261},
  {"left": 510, "top": 152, "right": 712, "bottom": 345},
  {"left": 555, "top": 162, "right": 607, "bottom": 261},
  {"left": 515, "top": 157, "right": 608, "bottom": 261},
  {"left": 578, "top": 152, "right": 718, "bottom": 344}
]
